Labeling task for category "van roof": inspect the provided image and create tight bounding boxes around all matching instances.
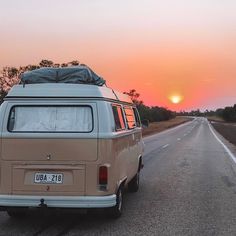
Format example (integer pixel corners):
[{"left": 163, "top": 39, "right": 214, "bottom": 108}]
[{"left": 6, "top": 84, "right": 133, "bottom": 104}]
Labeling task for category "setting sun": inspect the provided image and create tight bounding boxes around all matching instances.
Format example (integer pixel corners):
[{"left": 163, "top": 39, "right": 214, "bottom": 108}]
[{"left": 170, "top": 95, "right": 182, "bottom": 104}]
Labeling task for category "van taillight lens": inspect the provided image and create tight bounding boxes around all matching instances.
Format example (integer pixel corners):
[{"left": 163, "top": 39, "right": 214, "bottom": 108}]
[{"left": 99, "top": 166, "right": 108, "bottom": 185}]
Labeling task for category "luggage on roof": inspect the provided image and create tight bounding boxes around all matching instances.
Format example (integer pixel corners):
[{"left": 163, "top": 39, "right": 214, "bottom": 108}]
[{"left": 20, "top": 66, "right": 106, "bottom": 86}]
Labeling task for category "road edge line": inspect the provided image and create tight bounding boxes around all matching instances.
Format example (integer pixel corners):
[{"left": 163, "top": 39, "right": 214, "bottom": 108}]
[{"left": 208, "top": 122, "right": 236, "bottom": 164}]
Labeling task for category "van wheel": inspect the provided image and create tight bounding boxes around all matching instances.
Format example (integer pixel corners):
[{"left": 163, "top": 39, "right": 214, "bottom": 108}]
[
  {"left": 128, "top": 172, "right": 140, "bottom": 192},
  {"left": 7, "top": 208, "right": 28, "bottom": 218},
  {"left": 107, "top": 186, "right": 123, "bottom": 219}
]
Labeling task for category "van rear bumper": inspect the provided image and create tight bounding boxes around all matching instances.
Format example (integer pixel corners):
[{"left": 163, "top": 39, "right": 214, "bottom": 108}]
[{"left": 0, "top": 194, "right": 117, "bottom": 209}]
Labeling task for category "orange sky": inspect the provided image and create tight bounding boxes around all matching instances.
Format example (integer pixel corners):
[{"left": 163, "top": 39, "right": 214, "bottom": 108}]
[{"left": 0, "top": 0, "right": 236, "bottom": 111}]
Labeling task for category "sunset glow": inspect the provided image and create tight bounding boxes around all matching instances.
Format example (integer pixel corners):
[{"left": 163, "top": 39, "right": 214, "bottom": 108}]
[
  {"left": 0, "top": 0, "right": 236, "bottom": 111},
  {"left": 170, "top": 96, "right": 182, "bottom": 104}
]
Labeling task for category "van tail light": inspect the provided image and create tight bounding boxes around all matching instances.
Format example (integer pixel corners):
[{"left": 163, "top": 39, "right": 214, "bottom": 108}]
[{"left": 99, "top": 166, "right": 108, "bottom": 185}]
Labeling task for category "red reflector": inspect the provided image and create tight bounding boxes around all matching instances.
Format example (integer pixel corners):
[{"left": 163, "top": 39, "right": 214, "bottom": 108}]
[{"left": 99, "top": 166, "right": 108, "bottom": 185}]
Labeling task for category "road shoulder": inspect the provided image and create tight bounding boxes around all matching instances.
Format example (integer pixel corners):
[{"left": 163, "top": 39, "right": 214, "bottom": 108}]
[
  {"left": 208, "top": 121, "right": 236, "bottom": 173},
  {"left": 142, "top": 117, "right": 193, "bottom": 137}
]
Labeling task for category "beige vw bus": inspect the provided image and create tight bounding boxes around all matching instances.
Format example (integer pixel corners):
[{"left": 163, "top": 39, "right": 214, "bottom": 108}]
[{"left": 0, "top": 82, "right": 143, "bottom": 218}]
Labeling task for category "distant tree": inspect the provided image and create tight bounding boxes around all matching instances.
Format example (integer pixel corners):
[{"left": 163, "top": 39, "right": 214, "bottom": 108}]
[
  {"left": 184, "top": 109, "right": 202, "bottom": 117},
  {"left": 149, "top": 106, "right": 174, "bottom": 122},
  {"left": 22, "top": 64, "right": 40, "bottom": 71},
  {"left": 0, "top": 67, "right": 20, "bottom": 92},
  {"left": 177, "top": 110, "right": 189, "bottom": 116},
  {"left": 67, "top": 60, "right": 80, "bottom": 66},
  {"left": 61, "top": 63, "right": 68, "bottom": 67},
  {"left": 123, "top": 89, "right": 143, "bottom": 105},
  {"left": 216, "top": 108, "right": 224, "bottom": 118},
  {"left": 39, "top": 59, "right": 54, "bottom": 67},
  {"left": 137, "top": 104, "right": 151, "bottom": 121},
  {"left": 0, "top": 67, "right": 20, "bottom": 103},
  {"left": 54, "top": 64, "right": 60, "bottom": 68}
]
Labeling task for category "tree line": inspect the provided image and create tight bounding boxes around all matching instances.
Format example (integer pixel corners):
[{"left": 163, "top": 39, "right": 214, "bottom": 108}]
[
  {"left": 205, "top": 105, "right": 236, "bottom": 122},
  {"left": 178, "top": 105, "right": 236, "bottom": 122}
]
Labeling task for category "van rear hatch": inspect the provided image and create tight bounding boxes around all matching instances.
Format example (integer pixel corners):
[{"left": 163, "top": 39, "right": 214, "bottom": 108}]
[{"left": 1, "top": 104, "right": 98, "bottom": 195}]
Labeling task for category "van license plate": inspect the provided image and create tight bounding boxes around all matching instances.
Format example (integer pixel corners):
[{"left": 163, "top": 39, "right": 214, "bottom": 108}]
[{"left": 34, "top": 173, "right": 63, "bottom": 184}]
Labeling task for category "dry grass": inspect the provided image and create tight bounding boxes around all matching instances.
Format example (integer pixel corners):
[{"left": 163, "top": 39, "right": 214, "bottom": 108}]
[
  {"left": 208, "top": 117, "right": 236, "bottom": 146},
  {"left": 207, "top": 116, "right": 224, "bottom": 122},
  {"left": 142, "top": 116, "right": 193, "bottom": 137}
]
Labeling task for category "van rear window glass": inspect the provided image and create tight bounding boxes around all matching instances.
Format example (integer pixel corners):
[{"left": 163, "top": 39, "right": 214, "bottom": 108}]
[
  {"left": 112, "top": 105, "right": 126, "bottom": 131},
  {"left": 124, "top": 107, "right": 136, "bottom": 129},
  {"left": 8, "top": 106, "right": 93, "bottom": 133}
]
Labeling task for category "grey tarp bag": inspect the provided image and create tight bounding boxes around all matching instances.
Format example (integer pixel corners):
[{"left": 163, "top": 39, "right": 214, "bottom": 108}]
[{"left": 20, "top": 66, "right": 105, "bottom": 86}]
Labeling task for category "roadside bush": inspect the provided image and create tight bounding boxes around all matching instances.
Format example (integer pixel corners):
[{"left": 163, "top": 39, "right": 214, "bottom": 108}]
[
  {"left": 137, "top": 104, "right": 175, "bottom": 122},
  {"left": 221, "top": 105, "right": 236, "bottom": 122}
]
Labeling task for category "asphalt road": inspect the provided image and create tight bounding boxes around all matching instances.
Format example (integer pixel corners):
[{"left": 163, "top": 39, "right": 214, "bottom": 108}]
[{"left": 1, "top": 117, "right": 236, "bottom": 236}]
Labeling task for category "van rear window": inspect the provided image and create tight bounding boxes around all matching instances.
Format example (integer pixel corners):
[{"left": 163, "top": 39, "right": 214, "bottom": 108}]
[{"left": 8, "top": 106, "right": 93, "bottom": 133}]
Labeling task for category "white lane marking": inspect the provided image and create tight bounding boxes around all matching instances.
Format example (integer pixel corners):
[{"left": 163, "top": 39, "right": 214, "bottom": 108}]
[
  {"left": 177, "top": 138, "right": 181, "bottom": 141},
  {"left": 208, "top": 122, "right": 236, "bottom": 164},
  {"left": 162, "top": 144, "right": 169, "bottom": 149}
]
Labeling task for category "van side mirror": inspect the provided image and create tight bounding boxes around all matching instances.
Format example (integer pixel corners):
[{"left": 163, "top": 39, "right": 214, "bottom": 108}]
[{"left": 141, "top": 119, "right": 149, "bottom": 128}]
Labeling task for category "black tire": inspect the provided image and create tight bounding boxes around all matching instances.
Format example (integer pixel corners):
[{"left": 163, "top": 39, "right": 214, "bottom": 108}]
[
  {"left": 7, "top": 208, "right": 28, "bottom": 218},
  {"left": 128, "top": 172, "right": 140, "bottom": 193},
  {"left": 107, "top": 186, "right": 123, "bottom": 219}
]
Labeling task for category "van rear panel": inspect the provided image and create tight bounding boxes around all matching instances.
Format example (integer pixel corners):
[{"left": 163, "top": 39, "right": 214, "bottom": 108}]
[
  {"left": 2, "top": 138, "right": 97, "bottom": 162},
  {"left": 0, "top": 102, "right": 99, "bottom": 196}
]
